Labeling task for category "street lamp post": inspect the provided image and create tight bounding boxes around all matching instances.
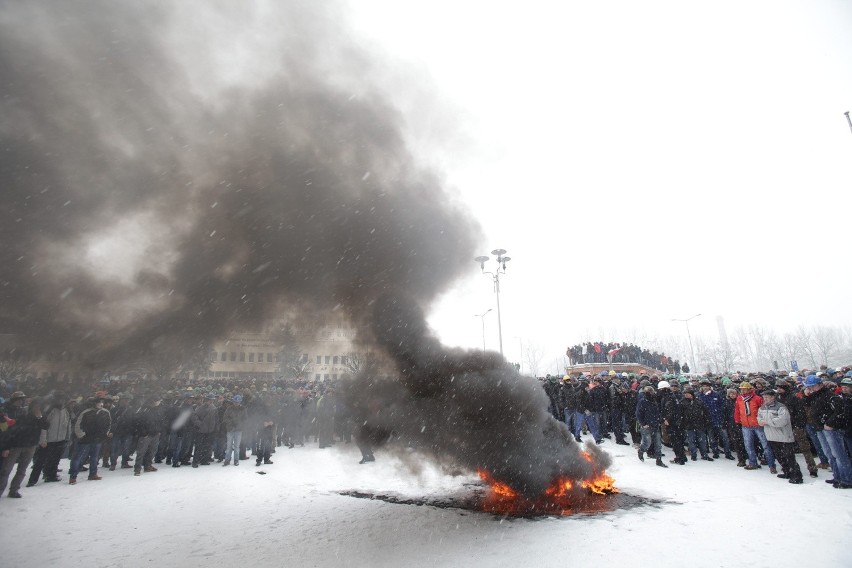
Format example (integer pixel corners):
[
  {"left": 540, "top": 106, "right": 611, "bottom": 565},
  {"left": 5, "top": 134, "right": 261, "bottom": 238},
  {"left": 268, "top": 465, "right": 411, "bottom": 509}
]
[
  {"left": 474, "top": 309, "right": 492, "bottom": 351},
  {"left": 672, "top": 313, "right": 701, "bottom": 373},
  {"left": 475, "top": 249, "right": 511, "bottom": 357}
]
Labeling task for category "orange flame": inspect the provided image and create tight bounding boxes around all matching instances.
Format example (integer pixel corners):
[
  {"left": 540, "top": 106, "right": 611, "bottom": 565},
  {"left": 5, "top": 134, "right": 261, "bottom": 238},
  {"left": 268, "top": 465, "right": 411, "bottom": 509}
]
[{"left": 476, "top": 466, "right": 619, "bottom": 516}]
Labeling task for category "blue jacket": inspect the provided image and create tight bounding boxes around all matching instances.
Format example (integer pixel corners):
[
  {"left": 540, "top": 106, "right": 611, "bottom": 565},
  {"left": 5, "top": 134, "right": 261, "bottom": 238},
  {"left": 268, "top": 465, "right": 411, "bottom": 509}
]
[
  {"left": 698, "top": 390, "right": 725, "bottom": 427},
  {"left": 636, "top": 395, "right": 661, "bottom": 428}
]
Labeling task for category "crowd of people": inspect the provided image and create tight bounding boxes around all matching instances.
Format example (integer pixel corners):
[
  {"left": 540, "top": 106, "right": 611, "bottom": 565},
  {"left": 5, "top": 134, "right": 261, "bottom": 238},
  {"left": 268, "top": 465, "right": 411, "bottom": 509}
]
[
  {"left": 1, "top": 365, "right": 850, "bottom": 502},
  {"left": 0, "top": 376, "right": 377, "bottom": 500},
  {"left": 541, "top": 366, "right": 852, "bottom": 487},
  {"left": 566, "top": 342, "right": 686, "bottom": 374}
]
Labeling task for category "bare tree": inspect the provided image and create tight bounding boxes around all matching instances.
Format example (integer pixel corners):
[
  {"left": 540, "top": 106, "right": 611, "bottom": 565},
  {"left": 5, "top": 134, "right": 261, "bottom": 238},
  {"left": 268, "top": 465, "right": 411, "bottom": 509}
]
[
  {"left": 524, "top": 342, "right": 544, "bottom": 377},
  {"left": 0, "top": 356, "right": 33, "bottom": 383},
  {"left": 700, "top": 340, "right": 741, "bottom": 375},
  {"left": 780, "top": 333, "right": 800, "bottom": 371},
  {"left": 795, "top": 326, "right": 818, "bottom": 369},
  {"left": 811, "top": 325, "right": 841, "bottom": 367},
  {"left": 275, "top": 324, "right": 309, "bottom": 379},
  {"left": 343, "top": 351, "right": 380, "bottom": 377}
]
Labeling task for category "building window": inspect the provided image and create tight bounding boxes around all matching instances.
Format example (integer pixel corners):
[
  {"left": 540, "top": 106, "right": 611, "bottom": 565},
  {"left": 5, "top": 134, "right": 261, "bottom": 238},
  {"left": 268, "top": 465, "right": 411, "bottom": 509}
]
[
  {"left": 325, "top": 355, "right": 331, "bottom": 365},
  {"left": 333, "top": 356, "right": 339, "bottom": 365},
  {"left": 315, "top": 374, "right": 321, "bottom": 380},
  {"left": 240, "top": 352, "right": 245, "bottom": 362},
  {"left": 230, "top": 352, "right": 236, "bottom": 361},
  {"left": 249, "top": 353, "right": 254, "bottom": 362},
  {"left": 267, "top": 353, "right": 273, "bottom": 363},
  {"left": 316, "top": 355, "right": 321, "bottom": 364},
  {"left": 324, "top": 374, "right": 329, "bottom": 380},
  {"left": 221, "top": 352, "right": 226, "bottom": 362}
]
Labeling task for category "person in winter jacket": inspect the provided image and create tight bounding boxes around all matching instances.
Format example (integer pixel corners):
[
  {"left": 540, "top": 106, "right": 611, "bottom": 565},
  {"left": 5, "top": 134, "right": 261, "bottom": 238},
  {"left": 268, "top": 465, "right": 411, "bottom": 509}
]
[
  {"left": 608, "top": 375, "right": 630, "bottom": 445},
  {"left": 681, "top": 387, "right": 713, "bottom": 461},
  {"left": 776, "top": 379, "right": 821, "bottom": 478},
  {"left": 734, "top": 382, "right": 777, "bottom": 472},
  {"left": 636, "top": 386, "right": 667, "bottom": 468},
  {"left": 109, "top": 395, "right": 134, "bottom": 470},
  {"left": 69, "top": 393, "right": 113, "bottom": 484},
  {"left": 724, "top": 388, "right": 747, "bottom": 466},
  {"left": 170, "top": 397, "right": 195, "bottom": 467},
  {"left": 27, "top": 392, "right": 72, "bottom": 485},
  {"left": 0, "top": 393, "right": 49, "bottom": 498},
  {"left": 316, "top": 390, "right": 336, "bottom": 449},
  {"left": 699, "top": 379, "right": 733, "bottom": 459},
  {"left": 805, "top": 376, "right": 852, "bottom": 488},
  {"left": 191, "top": 395, "right": 218, "bottom": 467},
  {"left": 756, "top": 390, "right": 803, "bottom": 484},
  {"left": 586, "top": 379, "right": 608, "bottom": 444},
  {"left": 132, "top": 395, "right": 164, "bottom": 476},
  {"left": 661, "top": 382, "right": 687, "bottom": 465},
  {"left": 222, "top": 395, "right": 247, "bottom": 466},
  {"left": 255, "top": 399, "right": 275, "bottom": 466}
]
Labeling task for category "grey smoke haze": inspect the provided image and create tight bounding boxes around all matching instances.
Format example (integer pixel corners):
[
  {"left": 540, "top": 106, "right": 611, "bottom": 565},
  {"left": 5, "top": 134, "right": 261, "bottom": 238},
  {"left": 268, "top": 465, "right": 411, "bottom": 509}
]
[
  {"left": 0, "top": 1, "right": 474, "bottom": 357},
  {"left": 353, "top": 294, "right": 611, "bottom": 496},
  {"left": 0, "top": 1, "right": 609, "bottom": 492}
]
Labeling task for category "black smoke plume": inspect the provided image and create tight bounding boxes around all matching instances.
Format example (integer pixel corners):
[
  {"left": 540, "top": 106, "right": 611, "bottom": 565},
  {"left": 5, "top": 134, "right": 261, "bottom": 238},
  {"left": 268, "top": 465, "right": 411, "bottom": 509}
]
[{"left": 0, "top": 1, "right": 609, "bottom": 494}]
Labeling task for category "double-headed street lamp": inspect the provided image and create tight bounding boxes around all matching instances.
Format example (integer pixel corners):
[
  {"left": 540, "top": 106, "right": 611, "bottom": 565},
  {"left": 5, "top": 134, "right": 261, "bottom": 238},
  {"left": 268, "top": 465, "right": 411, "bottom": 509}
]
[
  {"left": 672, "top": 313, "right": 701, "bottom": 373},
  {"left": 475, "top": 249, "right": 511, "bottom": 357},
  {"left": 474, "top": 308, "right": 492, "bottom": 351}
]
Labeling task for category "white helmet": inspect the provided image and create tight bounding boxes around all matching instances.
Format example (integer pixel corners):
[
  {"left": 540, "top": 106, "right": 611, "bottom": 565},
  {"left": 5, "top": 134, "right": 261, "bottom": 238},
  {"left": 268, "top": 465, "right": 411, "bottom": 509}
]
[
  {"left": 788, "top": 372, "right": 798, "bottom": 378},
  {"left": 657, "top": 381, "right": 671, "bottom": 390}
]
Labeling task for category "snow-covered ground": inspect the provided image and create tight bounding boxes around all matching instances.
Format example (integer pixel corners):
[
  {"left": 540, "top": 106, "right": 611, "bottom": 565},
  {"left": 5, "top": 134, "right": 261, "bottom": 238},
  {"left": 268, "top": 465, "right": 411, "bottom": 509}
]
[{"left": 1, "top": 441, "right": 849, "bottom": 568}]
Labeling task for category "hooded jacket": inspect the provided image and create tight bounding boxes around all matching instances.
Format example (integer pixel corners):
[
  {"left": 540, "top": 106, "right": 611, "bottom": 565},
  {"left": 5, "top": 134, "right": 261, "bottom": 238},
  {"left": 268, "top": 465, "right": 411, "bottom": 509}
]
[
  {"left": 757, "top": 400, "right": 794, "bottom": 443},
  {"left": 734, "top": 392, "right": 764, "bottom": 428}
]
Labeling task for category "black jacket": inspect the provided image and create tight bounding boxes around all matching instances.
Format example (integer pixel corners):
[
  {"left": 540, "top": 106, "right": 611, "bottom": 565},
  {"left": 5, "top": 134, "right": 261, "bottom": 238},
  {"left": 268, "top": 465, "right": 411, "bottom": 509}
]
[
  {"left": 680, "top": 398, "right": 711, "bottom": 430},
  {"left": 75, "top": 406, "right": 112, "bottom": 444},
  {"left": 6, "top": 408, "right": 50, "bottom": 449}
]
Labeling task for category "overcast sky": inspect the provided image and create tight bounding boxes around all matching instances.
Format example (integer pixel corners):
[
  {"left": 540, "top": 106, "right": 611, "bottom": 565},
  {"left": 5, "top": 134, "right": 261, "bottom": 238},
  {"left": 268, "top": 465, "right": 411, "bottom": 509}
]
[{"left": 347, "top": 1, "right": 852, "bottom": 369}]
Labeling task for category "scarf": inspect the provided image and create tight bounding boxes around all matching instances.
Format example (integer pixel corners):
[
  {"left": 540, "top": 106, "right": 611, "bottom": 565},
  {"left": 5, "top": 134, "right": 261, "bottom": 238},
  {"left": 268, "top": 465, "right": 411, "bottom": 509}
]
[{"left": 742, "top": 393, "right": 754, "bottom": 416}]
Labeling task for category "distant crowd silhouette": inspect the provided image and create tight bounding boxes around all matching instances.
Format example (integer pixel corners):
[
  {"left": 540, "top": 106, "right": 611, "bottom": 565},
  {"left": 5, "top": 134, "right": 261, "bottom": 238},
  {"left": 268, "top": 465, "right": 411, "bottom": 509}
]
[{"left": 566, "top": 342, "right": 686, "bottom": 374}]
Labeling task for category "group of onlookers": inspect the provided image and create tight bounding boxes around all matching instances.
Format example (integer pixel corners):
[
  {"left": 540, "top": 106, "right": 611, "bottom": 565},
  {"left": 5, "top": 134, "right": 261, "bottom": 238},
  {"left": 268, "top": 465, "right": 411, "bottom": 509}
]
[
  {"left": 0, "top": 379, "right": 348, "bottom": 499},
  {"left": 542, "top": 366, "right": 852, "bottom": 488},
  {"left": 565, "top": 342, "right": 685, "bottom": 374}
]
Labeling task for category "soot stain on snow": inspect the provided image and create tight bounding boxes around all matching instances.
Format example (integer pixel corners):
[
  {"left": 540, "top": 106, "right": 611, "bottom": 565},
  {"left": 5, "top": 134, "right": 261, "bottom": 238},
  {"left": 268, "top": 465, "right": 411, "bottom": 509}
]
[{"left": 337, "top": 489, "right": 673, "bottom": 520}]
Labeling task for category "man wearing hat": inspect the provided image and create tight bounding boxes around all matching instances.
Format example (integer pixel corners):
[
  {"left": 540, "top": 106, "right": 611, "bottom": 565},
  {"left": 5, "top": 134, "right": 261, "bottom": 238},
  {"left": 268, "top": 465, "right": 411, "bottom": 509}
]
[
  {"left": 734, "top": 382, "right": 777, "bottom": 472},
  {"left": 757, "top": 389, "right": 803, "bottom": 484},
  {"left": 840, "top": 377, "right": 852, "bottom": 456},
  {"left": 805, "top": 375, "right": 852, "bottom": 489},
  {"left": 27, "top": 392, "right": 73, "bottom": 486},
  {"left": 775, "top": 379, "right": 821, "bottom": 477},
  {"left": 0, "top": 393, "right": 49, "bottom": 498},
  {"left": 68, "top": 392, "right": 113, "bottom": 484},
  {"left": 191, "top": 394, "right": 218, "bottom": 467}
]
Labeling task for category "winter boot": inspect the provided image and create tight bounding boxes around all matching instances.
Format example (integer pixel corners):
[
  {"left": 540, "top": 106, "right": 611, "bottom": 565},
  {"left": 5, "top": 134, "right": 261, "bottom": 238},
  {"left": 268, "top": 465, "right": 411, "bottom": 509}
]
[
  {"left": 223, "top": 460, "right": 230, "bottom": 467},
  {"left": 725, "top": 453, "right": 735, "bottom": 460},
  {"left": 655, "top": 458, "right": 668, "bottom": 468},
  {"left": 637, "top": 449, "right": 644, "bottom": 462},
  {"left": 808, "top": 468, "right": 818, "bottom": 478},
  {"left": 8, "top": 490, "right": 22, "bottom": 498}
]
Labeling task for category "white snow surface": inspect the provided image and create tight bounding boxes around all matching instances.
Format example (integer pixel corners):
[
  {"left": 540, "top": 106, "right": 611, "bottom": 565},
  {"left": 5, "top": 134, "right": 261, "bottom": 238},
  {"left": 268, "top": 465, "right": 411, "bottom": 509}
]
[{"left": 1, "top": 441, "right": 849, "bottom": 568}]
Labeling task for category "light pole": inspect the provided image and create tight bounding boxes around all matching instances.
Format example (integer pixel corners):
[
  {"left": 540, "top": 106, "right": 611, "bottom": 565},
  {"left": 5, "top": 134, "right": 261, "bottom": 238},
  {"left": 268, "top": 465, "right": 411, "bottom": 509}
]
[
  {"left": 672, "top": 313, "right": 701, "bottom": 373},
  {"left": 475, "top": 249, "right": 511, "bottom": 357},
  {"left": 474, "top": 309, "right": 492, "bottom": 351}
]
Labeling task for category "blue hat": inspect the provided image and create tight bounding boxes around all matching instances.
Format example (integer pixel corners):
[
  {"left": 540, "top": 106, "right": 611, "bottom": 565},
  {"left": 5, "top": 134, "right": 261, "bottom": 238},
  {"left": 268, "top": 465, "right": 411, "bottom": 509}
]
[
  {"left": 231, "top": 395, "right": 243, "bottom": 403},
  {"left": 845, "top": 370, "right": 852, "bottom": 378},
  {"left": 803, "top": 375, "right": 822, "bottom": 387},
  {"left": 205, "top": 393, "right": 216, "bottom": 400}
]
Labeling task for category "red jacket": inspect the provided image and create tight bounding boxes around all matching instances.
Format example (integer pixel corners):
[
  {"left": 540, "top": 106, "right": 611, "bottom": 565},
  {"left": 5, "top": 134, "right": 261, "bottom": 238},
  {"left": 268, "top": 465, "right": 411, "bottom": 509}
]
[{"left": 734, "top": 393, "right": 764, "bottom": 427}]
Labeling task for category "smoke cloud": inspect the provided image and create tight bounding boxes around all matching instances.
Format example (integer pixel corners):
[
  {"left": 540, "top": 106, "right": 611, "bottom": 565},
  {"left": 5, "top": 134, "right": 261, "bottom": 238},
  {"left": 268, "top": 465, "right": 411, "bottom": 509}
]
[{"left": 0, "top": 1, "right": 608, "bottom": 494}]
